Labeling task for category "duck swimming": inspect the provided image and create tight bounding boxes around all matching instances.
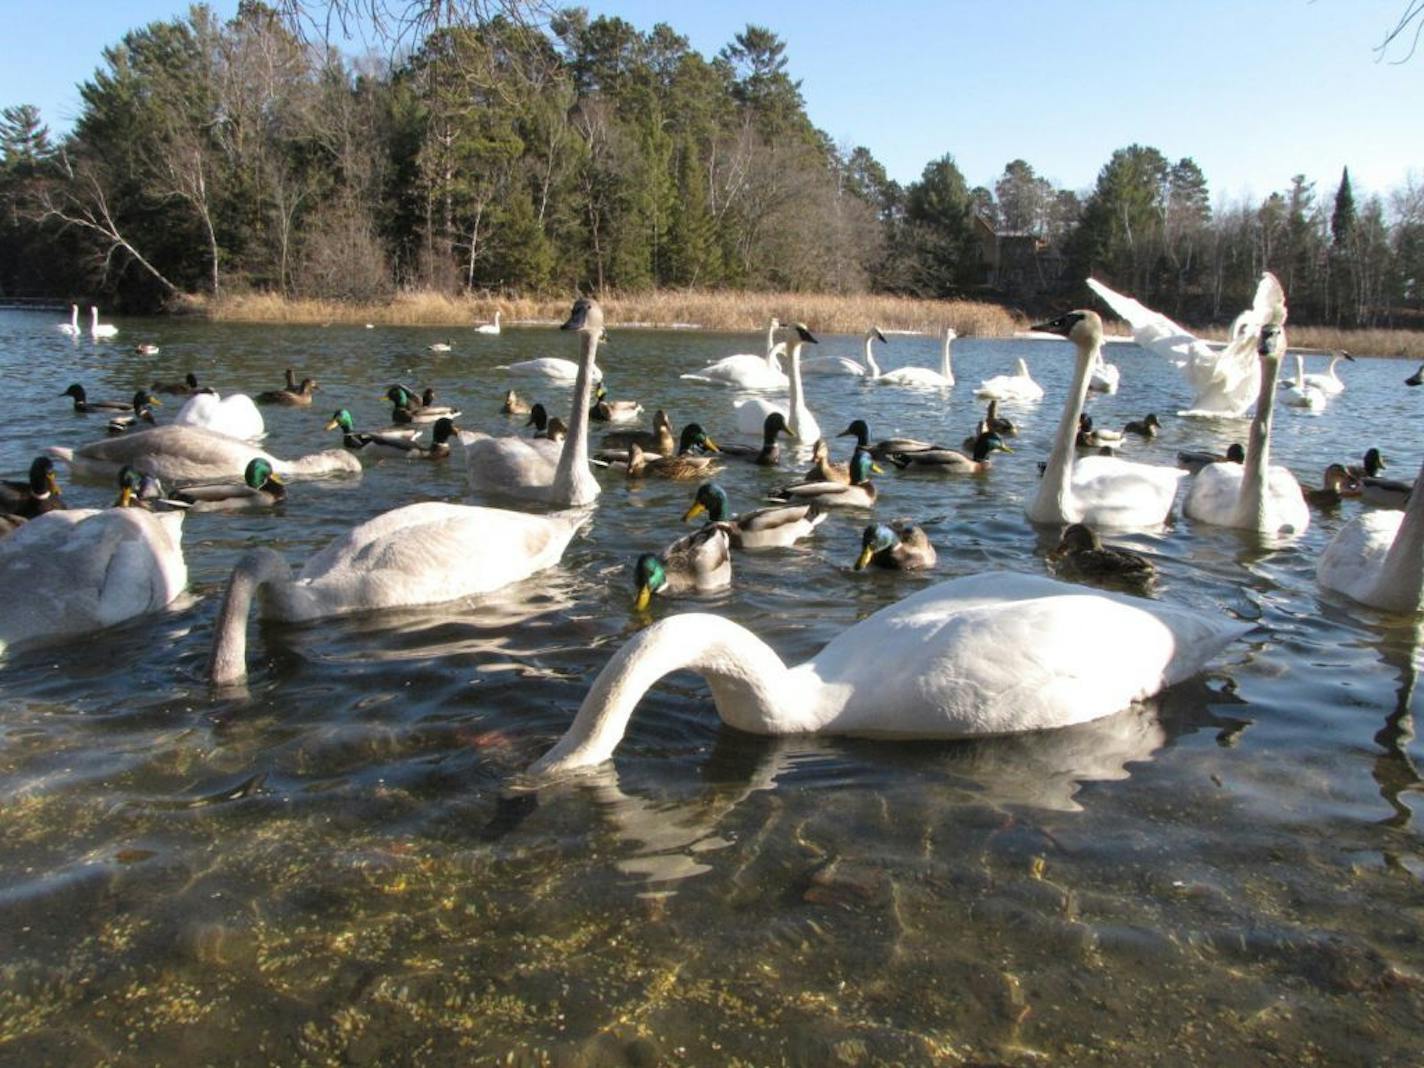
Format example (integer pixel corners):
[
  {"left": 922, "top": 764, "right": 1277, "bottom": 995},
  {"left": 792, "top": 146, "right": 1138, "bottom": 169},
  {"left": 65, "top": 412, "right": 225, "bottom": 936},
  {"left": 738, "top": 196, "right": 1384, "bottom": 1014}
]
[
  {"left": 625, "top": 433, "right": 721, "bottom": 480},
  {"left": 173, "top": 458, "right": 287, "bottom": 511},
  {"left": 633, "top": 525, "right": 732, "bottom": 610},
  {"left": 1, "top": 457, "right": 66, "bottom": 519},
  {"left": 715, "top": 412, "right": 791, "bottom": 466},
  {"left": 106, "top": 391, "right": 161, "bottom": 434},
  {"left": 682, "top": 482, "right": 824, "bottom": 549},
  {"left": 151, "top": 372, "right": 212, "bottom": 396},
  {"left": 854, "top": 522, "right": 936, "bottom": 570},
  {"left": 773, "top": 447, "right": 879, "bottom": 508},
  {"left": 889, "top": 430, "right": 1010, "bottom": 474},
  {"left": 1048, "top": 523, "right": 1156, "bottom": 587},
  {"left": 61, "top": 383, "right": 133, "bottom": 414},
  {"left": 258, "top": 377, "right": 318, "bottom": 406}
]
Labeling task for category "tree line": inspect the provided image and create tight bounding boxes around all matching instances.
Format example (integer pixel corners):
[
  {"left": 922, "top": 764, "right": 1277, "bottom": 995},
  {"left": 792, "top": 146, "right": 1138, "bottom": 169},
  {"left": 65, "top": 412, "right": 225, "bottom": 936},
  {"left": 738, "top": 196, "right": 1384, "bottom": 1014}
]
[{"left": 0, "top": 1, "right": 1420, "bottom": 328}]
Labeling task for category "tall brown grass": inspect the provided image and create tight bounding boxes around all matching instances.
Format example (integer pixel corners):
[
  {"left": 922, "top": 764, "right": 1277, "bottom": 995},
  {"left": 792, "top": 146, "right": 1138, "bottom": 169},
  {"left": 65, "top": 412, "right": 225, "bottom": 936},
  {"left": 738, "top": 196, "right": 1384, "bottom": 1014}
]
[{"left": 204, "top": 288, "right": 1019, "bottom": 336}]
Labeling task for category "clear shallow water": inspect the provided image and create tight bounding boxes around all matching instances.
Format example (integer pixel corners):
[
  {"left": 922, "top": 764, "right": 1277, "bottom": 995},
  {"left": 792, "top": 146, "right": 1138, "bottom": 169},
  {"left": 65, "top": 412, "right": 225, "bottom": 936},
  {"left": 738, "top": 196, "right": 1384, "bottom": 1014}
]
[{"left": 0, "top": 310, "right": 1420, "bottom": 1065}]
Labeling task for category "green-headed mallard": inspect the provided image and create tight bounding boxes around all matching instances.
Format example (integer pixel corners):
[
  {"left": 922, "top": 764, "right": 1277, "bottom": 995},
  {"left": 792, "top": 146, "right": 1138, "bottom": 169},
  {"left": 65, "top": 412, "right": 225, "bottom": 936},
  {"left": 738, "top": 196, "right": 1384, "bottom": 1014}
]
[
  {"left": 1048, "top": 523, "right": 1156, "bottom": 586},
  {"left": 1, "top": 456, "right": 66, "bottom": 519},
  {"left": 328, "top": 409, "right": 461, "bottom": 459},
  {"left": 1346, "top": 448, "right": 1386, "bottom": 480},
  {"left": 632, "top": 525, "right": 732, "bottom": 610},
  {"left": 107, "top": 391, "right": 161, "bottom": 434},
  {"left": 773, "top": 447, "right": 879, "bottom": 508},
  {"left": 682, "top": 481, "right": 824, "bottom": 549},
  {"left": 854, "top": 522, "right": 936, "bottom": 571},
  {"left": 839, "top": 418, "right": 938, "bottom": 461},
  {"left": 61, "top": 382, "right": 132, "bottom": 413},
  {"left": 1177, "top": 443, "right": 1244, "bottom": 474},
  {"left": 174, "top": 457, "right": 287, "bottom": 511},
  {"left": 151, "top": 372, "right": 212, "bottom": 396},
  {"left": 1123, "top": 413, "right": 1161, "bottom": 438},
  {"left": 1076, "top": 413, "right": 1123, "bottom": 449},
  {"left": 890, "top": 430, "right": 1010, "bottom": 473},
  {"left": 590, "top": 384, "right": 644, "bottom": 423},
  {"left": 716, "top": 411, "right": 791, "bottom": 466}
]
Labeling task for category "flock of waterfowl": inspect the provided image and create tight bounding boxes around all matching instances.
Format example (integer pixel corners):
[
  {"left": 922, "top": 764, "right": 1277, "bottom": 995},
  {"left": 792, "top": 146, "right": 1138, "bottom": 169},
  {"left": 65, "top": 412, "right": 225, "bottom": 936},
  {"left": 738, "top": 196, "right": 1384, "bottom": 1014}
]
[{"left": 2, "top": 279, "right": 1420, "bottom": 779}]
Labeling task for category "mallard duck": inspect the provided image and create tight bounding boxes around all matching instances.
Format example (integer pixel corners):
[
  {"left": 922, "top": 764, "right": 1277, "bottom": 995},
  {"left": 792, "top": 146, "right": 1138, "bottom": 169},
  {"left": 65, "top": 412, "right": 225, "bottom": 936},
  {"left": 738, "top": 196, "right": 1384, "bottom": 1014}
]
[
  {"left": 1317, "top": 456, "right": 1424, "bottom": 613},
  {"left": 61, "top": 383, "right": 132, "bottom": 413},
  {"left": 590, "top": 384, "right": 644, "bottom": 423},
  {"left": 428, "top": 340, "right": 453, "bottom": 352},
  {"left": 1183, "top": 322, "right": 1309, "bottom": 534},
  {"left": 134, "top": 343, "right": 160, "bottom": 356},
  {"left": 804, "top": 438, "right": 851, "bottom": 483},
  {"left": 1304, "top": 464, "right": 1361, "bottom": 508},
  {"left": 960, "top": 399, "right": 1018, "bottom": 450},
  {"left": 600, "top": 409, "right": 675, "bottom": 455},
  {"left": 1027, "top": 311, "right": 1186, "bottom": 529},
  {"left": 854, "top": 522, "right": 936, "bottom": 570},
  {"left": 889, "top": 430, "right": 1011, "bottom": 473},
  {"left": 839, "top": 418, "right": 939, "bottom": 461},
  {"left": 151, "top": 372, "right": 212, "bottom": 396},
  {"left": 113, "top": 466, "right": 181, "bottom": 510},
  {"left": 1, "top": 457, "right": 66, "bottom": 519},
  {"left": 773, "top": 447, "right": 879, "bottom": 508},
  {"left": 388, "top": 385, "right": 461, "bottom": 422},
  {"left": 681, "top": 317, "right": 788, "bottom": 389},
  {"left": 327, "top": 409, "right": 434, "bottom": 458},
  {"left": 715, "top": 412, "right": 791, "bottom": 466},
  {"left": 461, "top": 298, "right": 604, "bottom": 507},
  {"left": 528, "top": 572, "right": 1250, "bottom": 776},
  {"left": 386, "top": 385, "right": 422, "bottom": 424},
  {"left": 682, "top": 482, "right": 824, "bottom": 549},
  {"left": 172, "top": 457, "right": 287, "bottom": 510},
  {"left": 1076, "top": 414, "right": 1123, "bottom": 448},
  {"left": 107, "top": 391, "right": 161, "bottom": 434},
  {"left": 0, "top": 506, "right": 186, "bottom": 658},
  {"left": 1177, "top": 443, "right": 1245, "bottom": 474},
  {"left": 632, "top": 525, "right": 732, "bottom": 609},
  {"left": 626, "top": 436, "right": 721, "bottom": 481},
  {"left": 207, "top": 504, "right": 581, "bottom": 683},
  {"left": 258, "top": 377, "right": 318, "bottom": 406},
  {"left": 501, "top": 389, "right": 532, "bottom": 416},
  {"left": 1346, "top": 448, "right": 1386, "bottom": 480},
  {"left": 46, "top": 424, "right": 360, "bottom": 483},
  {"left": 1048, "top": 523, "right": 1156, "bottom": 586},
  {"left": 1124, "top": 413, "right": 1161, "bottom": 438}
]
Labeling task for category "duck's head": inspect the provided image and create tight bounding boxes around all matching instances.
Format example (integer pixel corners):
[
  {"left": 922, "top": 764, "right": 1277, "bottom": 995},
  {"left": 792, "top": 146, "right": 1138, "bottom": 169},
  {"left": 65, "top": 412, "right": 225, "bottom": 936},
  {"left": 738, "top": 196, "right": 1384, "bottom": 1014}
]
[
  {"left": 61, "top": 383, "right": 86, "bottom": 401},
  {"left": 762, "top": 411, "right": 791, "bottom": 440},
  {"left": 299, "top": 377, "right": 318, "bottom": 392},
  {"left": 26, "top": 456, "right": 59, "bottom": 496},
  {"left": 561, "top": 297, "right": 605, "bottom": 336},
  {"left": 1031, "top": 310, "right": 1102, "bottom": 348},
  {"left": 632, "top": 553, "right": 667, "bottom": 611},
  {"left": 684, "top": 482, "right": 729, "bottom": 523},
  {"left": 850, "top": 447, "right": 880, "bottom": 484},
  {"left": 971, "top": 431, "right": 1011, "bottom": 462},
  {"left": 526, "top": 403, "right": 549, "bottom": 431},
  {"left": 679, "top": 424, "right": 718, "bottom": 454},
  {"left": 811, "top": 439, "right": 830, "bottom": 462},
  {"left": 837, "top": 419, "right": 870, "bottom": 447},
  {"left": 432, "top": 417, "right": 460, "bottom": 444},
  {"left": 186, "top": 372, "right": 200, "bottom": 388},
  {"left": 421, "top": 387, "right": 436, "bottom": 405},
  {"left": 545, "top": 416, "right": 568, "bottom": 442},
  {"left": 652, "top": 409, "right": 672, "bottom": 432},
  {"left": 855, "top": 524, "right": 899, "bottom": 570},
  {"left": 244, "top": 458, "right": 281, "bottom": 490},
  {"left": 114, "top": 465, "right": 144, "bottom": 507},
  {"left": 325, "top": 409, "right": 355, "bottom": 432},
  {"left": 1323, "top": 463, "right": 1358, "bottom": 493},
  {"left": 1363, "top": 447, "right": 1385, "bottom": 475},
  {"left": 1078, "top": 413, "right": 1093, "bottom": 431},
  {"left": 386, "top": 385, "right": 413, "bottom": 407},
  {"left": 1051, "top": 522, "right": 1101, "bottom": 558},
  {"left": 132, "top": 390, "right": 160, "bottom": 412},
  {"left": 594, "top": 384, "right": 608, "bottom": 402},
  {"left": 1225, "top": 443, "right": 1246, "bottom": 463},
  {"left": 1144, "top": 413, "right": 1161, "bottom": 429}
]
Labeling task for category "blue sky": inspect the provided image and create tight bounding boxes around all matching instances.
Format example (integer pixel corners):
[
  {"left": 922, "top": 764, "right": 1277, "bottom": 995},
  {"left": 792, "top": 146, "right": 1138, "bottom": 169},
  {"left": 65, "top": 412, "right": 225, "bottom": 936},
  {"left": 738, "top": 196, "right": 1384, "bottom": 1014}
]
[{"left": 1, "top": 0, "right": 1418, "bottom": 204}]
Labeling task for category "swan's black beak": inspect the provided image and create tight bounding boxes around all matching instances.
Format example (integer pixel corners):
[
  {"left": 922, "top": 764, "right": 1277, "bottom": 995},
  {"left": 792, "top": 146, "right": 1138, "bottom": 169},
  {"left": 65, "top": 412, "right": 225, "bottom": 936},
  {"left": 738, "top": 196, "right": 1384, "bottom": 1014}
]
[{"left": 1341, "top": 350, "right": 1355, "bottom": 361}]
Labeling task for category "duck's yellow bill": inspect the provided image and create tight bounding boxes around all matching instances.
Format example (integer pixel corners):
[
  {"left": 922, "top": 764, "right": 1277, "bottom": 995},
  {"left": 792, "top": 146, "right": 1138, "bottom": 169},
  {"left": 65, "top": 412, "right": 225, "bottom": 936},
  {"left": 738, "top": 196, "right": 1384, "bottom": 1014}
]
[
  {"left": 634, "top": 585, "right": 653, "bottom": 611},
  {"left": 703, "top": 437, "right": 720, "bottom": 452},
  {"left": 324, "top": 419, "right": 339, "bottom": 430},
  {"left": 150, "top": 397, "right": 162, "bottom": 406},
  {"left": 682, "top": 501, "right": 707, "bottom": 522},
  {"left": 269, "top": 473, "right": 285, "bottom": 485},
  {"left": 854, "top": 546, "right": 875, "bottom": 571},
  {"left": 47, "top": 472, "right": 61, "bottom": 495},
  {"left": 871, "top": 463, "right": 885, "bottom": 474},
  {"left": 116, "top": 485, "right": 134, "bottom": 508}
]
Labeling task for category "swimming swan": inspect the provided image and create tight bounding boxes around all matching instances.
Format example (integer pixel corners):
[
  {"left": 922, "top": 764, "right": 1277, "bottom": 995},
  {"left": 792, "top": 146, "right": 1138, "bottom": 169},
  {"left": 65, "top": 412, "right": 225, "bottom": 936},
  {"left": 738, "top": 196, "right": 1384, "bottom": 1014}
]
[
  {"left": 1027, "top": 311, "right": 1186, "bottom": 529},
  {"left": 526, "top": 571, "right": 1250, "bottom": 776},
  {"left": 494, "top": 352, "right": 603, "bottom": 383},
  {"left": 463, "top": 298, "right": 604, "bottom": 507},
  {"left": 1086, "top": 274, "right": 1283, "bottom": 417},
  {"left": 1317, "top": 455, "right": 1424, "bottom": 613},
  {"left": 872, "top": 327, "right": 956, "bottom": 388},
  {"left": 1300, "top": 351, "right": 1352, "bottom": 395},
  {"left": 0, "top": 507, "right": 186, "bottom": 657},
  {"left": 1280, "top": 354, "right": 1327, "bottom": 410},
  {"left": 975, "top": 358, "right": 1043, "bottom": 403},
  {"left": 731, "top": 323, "right": 820, "bottom": 441},
  {"left": 682, "top": 318, "right": 789, "bottom": 390},
  {"left": 207, "top": 502, "right": 581, "bottom": 683},
  {"left": 800, "top": 327, "right": 888, "bottom": 377},
  {"left": 57, "top": 304, "right": 79, "bottom": 337},
  {"left": 172, "top": 391, "right": 266, "bottom": 440},
  {"left": 476, "top": 310, "right": 502, "bottom": 335},
  {"left": 89, "top": 306, "right": 118, "bottom": 339},
  {"left": 46, "top": 424, "right": 361, "bottom": 483}
]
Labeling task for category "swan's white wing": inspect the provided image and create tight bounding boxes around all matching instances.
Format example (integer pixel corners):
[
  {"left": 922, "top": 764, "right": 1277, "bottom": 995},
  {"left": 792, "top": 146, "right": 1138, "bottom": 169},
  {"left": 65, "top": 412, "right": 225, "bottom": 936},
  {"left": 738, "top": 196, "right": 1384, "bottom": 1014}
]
[
  {"left": 1317, "top": 511, "right": 1400, "bottom": 607},
  {"left": 1070, "top": 455, "right": 1186, "bottom": 529},
  {"left": 173, "top": 392, "right": 266, "bottom": 440},
  {"left": 464, "top": 434, "right": 562, "bottom": 494}
]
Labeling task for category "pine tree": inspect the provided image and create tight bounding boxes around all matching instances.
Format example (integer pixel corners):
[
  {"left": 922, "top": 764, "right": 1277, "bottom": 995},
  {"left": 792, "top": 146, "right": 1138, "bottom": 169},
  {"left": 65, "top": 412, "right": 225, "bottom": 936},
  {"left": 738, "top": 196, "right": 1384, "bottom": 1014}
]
[{"left": 1331, "top": 166, "right": 1356, "bottom": 248}]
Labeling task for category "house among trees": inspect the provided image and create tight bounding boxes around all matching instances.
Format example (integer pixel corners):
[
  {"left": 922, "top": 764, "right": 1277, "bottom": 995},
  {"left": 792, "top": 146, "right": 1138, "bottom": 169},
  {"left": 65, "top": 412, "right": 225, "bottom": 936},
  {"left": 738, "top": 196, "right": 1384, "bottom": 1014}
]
[{"left": 973, "top": 215, "right": 1065, "bottom": 300}]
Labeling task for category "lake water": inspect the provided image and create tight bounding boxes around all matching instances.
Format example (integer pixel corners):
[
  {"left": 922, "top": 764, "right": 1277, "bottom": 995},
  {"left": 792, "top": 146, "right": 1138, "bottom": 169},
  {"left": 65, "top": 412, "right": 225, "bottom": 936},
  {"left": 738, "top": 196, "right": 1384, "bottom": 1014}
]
[{"left": 0, "top": 309, "right": 1420, "bottom": 1065}]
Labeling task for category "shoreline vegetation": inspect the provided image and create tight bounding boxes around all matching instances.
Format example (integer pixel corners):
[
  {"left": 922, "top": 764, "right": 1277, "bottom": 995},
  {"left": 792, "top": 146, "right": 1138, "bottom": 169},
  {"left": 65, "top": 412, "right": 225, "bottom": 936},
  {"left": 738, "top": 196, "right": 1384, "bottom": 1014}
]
[{"left": 200, "top": 289, "right": 1424, "bottom": 358}]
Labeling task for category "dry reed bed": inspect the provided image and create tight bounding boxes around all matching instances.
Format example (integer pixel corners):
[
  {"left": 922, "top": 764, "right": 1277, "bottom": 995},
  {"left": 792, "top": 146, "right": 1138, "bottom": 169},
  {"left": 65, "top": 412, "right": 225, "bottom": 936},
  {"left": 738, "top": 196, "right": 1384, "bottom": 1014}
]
[{"left": 206, "top": 289, "right": 1019, "bottom": 337}]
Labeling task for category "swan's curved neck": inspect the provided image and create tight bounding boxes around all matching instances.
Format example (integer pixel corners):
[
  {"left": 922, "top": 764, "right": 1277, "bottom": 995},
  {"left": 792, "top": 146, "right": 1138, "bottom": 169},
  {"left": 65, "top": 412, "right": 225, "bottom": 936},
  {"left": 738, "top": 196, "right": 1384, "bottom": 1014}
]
[
  {"left": 940, "top": 330, "right": 954, "bottom": 381},
  {"left": 1376, "top": 456, "right": 1424, "bottom": 611},
  {"left": 1294, "top": 354, "right": 1307, "bottom": 388},
  {"left": 207, "top": 548, "right": 292, "bottom": 685},
  {"left": 764, "top": 321, "right": 778, "bottom": 367},
  {"left": 553, "top": 329, "right": 601, "bottom": 505},
  {"left": 787, "top": 341, "right": 813, "bottom": 434},
  {"left": 1028, "top": 340, "right": 1093, "bottom": 523},
  {"left": 1238, "top": 351, "right": 1282, "bottom": 528},
  {"left": 528, "top": 615, "right": 815, "bottom": 776},
  {"left": 863, "top": 334, "right": 882, "bottom": 377}
]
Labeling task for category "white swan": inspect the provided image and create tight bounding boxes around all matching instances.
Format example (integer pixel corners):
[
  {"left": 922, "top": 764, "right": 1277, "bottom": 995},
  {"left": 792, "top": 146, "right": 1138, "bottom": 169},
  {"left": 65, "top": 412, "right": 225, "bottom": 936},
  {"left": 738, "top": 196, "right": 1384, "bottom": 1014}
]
[
  {"left": 1281, "top": 354, "right": 1327, "bottom": 410},
  {"left": 1086, "top": 274, "right": 1283, "bottom": 417},
  {"left": 207, "top": 502, "right": 580, "bottom": 683},
  {"left": 1317, "top": 455, "right": 1424, "bottom": 613},
  {"left": 872, "top": 326, "right": 956, "bottom": 388},
  {"left": 46, "top": 424, "right": 361, "bottom": 484},
  {"left": 731, "top": 324, "right": 820, "bottom": 441},
  {"left": 0, "top": 507, "right": 186, "bottom": 657},
  {"left": 1301, "top": 351, "right": 1352, "bottom": 395},
  {"left": 475, "top": 310, "right": 502, "bottom": 335},
  {"left": 527, "top": 571, "right": 1250, "bottom": 777},
  {"left": 57, "top": 304, "right": 79, "bottom": 337},
  {"left": 1089, "top": 350, "right": 1120, "bottom": 394},
  {"left": 494, "top": 347, "right": 603, "bottom": 383},
  {"left": 172, "top": 391, "right": 266, "bottom": 440},
  {"left": 975, "top": 357, "right": 1043, "bottom": 402},
  {"left": 463, "top": 298, "right": 604, "bottom": 507},
  {"left": 681, "top": 318, "right": 789, "bottom": 390},
  {"left": 800, "top": 327, "right": 887, "bottom": 377},
  {"left": 89, "top": 306, "right": 118, "bottom": 339},
  {"left": 1027, "top": 311, "right": 1186, "bottom": 529},
  {"left": 1183, "top": 323, "right": 1310, "bottom": 535}
]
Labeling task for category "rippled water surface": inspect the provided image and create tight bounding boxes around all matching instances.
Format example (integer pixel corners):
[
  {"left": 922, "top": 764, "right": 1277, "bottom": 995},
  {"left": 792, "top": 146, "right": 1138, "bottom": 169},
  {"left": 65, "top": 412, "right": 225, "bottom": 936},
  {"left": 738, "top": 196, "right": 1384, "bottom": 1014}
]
[{"left": 1, "top": 309, "right": 1421, "bottom": 1065}]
